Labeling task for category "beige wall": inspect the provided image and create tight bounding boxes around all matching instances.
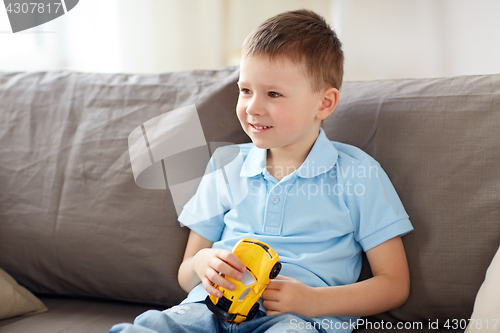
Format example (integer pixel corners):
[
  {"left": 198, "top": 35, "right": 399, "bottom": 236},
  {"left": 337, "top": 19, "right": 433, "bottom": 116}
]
[
  {"left": 336, "top": 0, "right": 500, "bottom": 80},
  {"left": 223, "top": 0, "right": 331, "bottom": 66},
  {"left": 1, "top": 0, "right": 499, "bottom": 80}
]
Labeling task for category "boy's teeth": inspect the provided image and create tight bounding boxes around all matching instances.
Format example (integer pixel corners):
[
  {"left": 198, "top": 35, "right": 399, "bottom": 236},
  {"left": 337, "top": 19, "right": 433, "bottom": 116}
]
[{"left": 254, "top": 125, "right": 271, "bottom": 129}]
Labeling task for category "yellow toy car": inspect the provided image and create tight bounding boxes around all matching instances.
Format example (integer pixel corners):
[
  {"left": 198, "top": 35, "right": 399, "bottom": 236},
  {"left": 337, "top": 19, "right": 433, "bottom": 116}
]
[{"left": 205, "top": 238, "right": 281, "bottom": 323}]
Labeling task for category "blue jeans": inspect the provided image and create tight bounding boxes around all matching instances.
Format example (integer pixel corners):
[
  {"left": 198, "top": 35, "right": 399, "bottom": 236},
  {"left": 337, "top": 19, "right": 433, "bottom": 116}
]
[{"left": 108, "top": 302, "right": 328, "bottom": 333}]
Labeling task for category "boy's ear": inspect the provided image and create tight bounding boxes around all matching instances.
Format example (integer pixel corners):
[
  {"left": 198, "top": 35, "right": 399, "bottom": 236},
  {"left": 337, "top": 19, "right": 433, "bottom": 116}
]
[{"left": 316, "top": 87, "right": 339, "bottom": 120}]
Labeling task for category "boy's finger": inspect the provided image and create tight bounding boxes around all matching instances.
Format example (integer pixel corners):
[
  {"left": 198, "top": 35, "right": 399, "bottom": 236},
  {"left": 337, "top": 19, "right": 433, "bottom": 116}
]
[
  {"left": 266, "top": 310, "right": 280, "bottom": 316},
  {"left": 263, "top": 300, "right": 281, "bottom": 315},
  {"left": 207, "top": 268, "right": 237, "bottom": 291},
  {"left": 211, "top": 258, "right": 243, "bottom": 281},
  {"left": 266, "top": 279, "right": 282, "bottom": 290},
  {"left": 262, "top": 289, "right": 279, "bottom": 301},
  {"left": 218, "top": 251, "right": 246, "bottom": 272},
  {"left": 202, "top": 279, "right": 223, "bottom": 298}
]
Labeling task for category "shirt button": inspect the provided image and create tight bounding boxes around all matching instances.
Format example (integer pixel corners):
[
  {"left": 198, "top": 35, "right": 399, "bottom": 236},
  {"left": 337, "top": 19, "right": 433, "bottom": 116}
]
[{"left": 271, "top": 196, "right": 279, "bottom": 204}]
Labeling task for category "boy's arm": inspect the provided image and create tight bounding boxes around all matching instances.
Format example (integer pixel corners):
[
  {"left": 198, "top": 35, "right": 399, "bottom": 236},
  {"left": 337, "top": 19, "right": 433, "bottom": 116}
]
[
  {"left": 178, "top": 230, "right": 246, "bottom": 297},
  {"left": 262, "top": 236, "right": 410, "bottom": 318},
  {"left": 178, "top": 230, "right": 214, "bottom": 293}
]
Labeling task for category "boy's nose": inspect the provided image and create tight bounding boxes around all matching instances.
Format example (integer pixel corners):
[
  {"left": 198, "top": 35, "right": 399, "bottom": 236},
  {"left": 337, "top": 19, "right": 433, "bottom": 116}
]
[{"left": 245, "top": 99, "right": 264, "bottom": 116}]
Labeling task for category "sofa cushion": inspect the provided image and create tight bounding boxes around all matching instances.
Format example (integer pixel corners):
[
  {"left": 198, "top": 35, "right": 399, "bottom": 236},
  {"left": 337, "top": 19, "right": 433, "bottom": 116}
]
[
  {"left": 0, "top": 68, "right": 247, "bottom": 306},
  {"left": 0, "top": 296, "right": 162, "bottom": 333},
  {"left": 325, "top": 75, "right": 500, "bottom": 322},
  {"left": 0, "top": 268, "right": 47, "bottom": 320}
]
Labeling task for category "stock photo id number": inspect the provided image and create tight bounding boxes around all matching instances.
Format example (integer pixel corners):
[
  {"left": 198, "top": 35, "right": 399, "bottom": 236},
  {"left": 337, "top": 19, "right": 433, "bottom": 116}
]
[{"left": 3, "top": 0, "right": 79, "bottom": 33}]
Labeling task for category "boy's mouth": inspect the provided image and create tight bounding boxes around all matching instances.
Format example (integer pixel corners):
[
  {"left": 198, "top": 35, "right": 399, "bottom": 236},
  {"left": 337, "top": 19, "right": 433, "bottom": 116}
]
[{"left": 249, "top": 123, "right": 273, "bottom": 130}]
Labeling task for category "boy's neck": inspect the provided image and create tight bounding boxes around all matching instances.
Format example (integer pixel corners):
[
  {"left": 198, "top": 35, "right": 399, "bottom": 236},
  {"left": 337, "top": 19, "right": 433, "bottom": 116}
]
[{"left": 265, "top": 128, "right": 320, "bottom": 181}]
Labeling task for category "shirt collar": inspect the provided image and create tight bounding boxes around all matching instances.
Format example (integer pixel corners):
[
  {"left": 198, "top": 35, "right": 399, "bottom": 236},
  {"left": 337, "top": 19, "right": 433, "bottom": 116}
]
[{"left": 240, "top": 128, "right": 338, "bottom": 178}]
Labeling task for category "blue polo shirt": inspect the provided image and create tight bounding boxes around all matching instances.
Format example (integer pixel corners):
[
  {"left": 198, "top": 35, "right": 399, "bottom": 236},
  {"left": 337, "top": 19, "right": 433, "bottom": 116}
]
[{"left": 178, "top": 128, "right": 413, "bottom": 331}]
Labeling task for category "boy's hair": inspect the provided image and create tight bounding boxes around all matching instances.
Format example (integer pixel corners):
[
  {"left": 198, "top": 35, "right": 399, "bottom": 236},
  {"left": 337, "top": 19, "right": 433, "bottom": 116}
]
[{"left": 242, "top": 9, "right": 344, "bottom": 92}]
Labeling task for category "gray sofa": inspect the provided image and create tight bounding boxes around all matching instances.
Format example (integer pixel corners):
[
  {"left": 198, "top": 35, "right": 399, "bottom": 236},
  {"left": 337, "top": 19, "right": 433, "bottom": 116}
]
[{"left": 0, "top": 68, "right": 498, "bottom": 333}]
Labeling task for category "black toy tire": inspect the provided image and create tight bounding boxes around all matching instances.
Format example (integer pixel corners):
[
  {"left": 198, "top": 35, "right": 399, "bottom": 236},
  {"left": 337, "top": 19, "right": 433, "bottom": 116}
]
[
  {"left": 269, "top": 262, "right": 281, "bottom": 279},
  {"left": 247, "top": 303, "right": 259, "bottom": 321},
  {"left": 205, "top": 296, "right": 236, "bottom": 322}
]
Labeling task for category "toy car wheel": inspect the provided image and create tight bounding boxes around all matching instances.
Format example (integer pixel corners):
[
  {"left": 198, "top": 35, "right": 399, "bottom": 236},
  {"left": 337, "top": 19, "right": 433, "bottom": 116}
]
[
  {"left": 247, "top": 303, "right": 260, "bottom": 321},
  {"left": 269, "top": 262, "right": 281, "bottom": 279}
]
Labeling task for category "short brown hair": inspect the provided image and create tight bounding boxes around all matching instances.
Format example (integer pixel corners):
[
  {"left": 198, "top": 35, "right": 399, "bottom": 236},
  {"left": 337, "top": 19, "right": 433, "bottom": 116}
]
[{"left": 242, "top": 9, "right": 344, "bottom": 91}]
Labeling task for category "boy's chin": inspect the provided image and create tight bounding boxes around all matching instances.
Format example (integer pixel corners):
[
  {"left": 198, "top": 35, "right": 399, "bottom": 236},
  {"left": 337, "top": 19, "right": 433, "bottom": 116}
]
[
  {"left": 248, "top": 138, "right": 272, "bottom": 150},
  {"left": 244, "top": 129, "right": 275, "bottom": 150},
  {"left": 252, "top": 142, "right": 270, "bottom": 149}
]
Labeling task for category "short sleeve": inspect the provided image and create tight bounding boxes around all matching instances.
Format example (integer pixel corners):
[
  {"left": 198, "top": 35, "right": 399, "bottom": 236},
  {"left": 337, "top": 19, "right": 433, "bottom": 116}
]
[
  {"left": 343, "top": 157, "right": 413, "bottom": 251},
  {"left": 177, "top": 148, "right": 232, "bottom": 242}
]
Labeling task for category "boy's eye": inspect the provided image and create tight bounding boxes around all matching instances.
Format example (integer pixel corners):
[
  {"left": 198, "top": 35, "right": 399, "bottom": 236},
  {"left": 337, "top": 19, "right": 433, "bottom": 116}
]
[
  {"left": 268, "top": 92, "right": 281, "bottom": 98},
  {"left": 240, "top": 88, "right": 252, "bottom": 94}
]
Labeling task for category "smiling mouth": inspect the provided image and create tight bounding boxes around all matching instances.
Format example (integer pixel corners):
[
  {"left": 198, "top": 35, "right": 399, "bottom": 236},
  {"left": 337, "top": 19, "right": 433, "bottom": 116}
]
[{"left": 250, "top": 123, "right": 273, "bottom": 130}]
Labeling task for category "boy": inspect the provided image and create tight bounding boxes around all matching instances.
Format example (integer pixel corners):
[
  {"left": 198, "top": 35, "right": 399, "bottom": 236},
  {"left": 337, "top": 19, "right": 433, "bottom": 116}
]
[{"left": 110, "top": 9, "right": 413, "bottom": 333}]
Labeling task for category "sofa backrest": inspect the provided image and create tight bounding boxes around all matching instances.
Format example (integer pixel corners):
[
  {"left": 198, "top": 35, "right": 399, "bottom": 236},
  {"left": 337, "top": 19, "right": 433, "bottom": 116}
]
[
  {"left": 326, "top": 75, "right": 500, "bottom": 322},
  {"left": 0, "top": 68, "right": 246, "bottom": 306},
  {"left": 0, "top": 69, "right": 499, "bottom": 322}
]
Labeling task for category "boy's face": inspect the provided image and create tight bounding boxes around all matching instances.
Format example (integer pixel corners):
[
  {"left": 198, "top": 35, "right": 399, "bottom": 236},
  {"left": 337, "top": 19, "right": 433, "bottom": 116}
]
[{"left": 237, "top": 54, "right": 325, "bottom": 152}]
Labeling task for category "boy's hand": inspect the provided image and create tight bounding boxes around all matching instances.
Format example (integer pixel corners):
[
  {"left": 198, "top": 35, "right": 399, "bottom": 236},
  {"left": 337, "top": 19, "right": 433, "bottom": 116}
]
[
  {"left": 192, "top": 248, "right": 246, "bottom": 298},
  {"left": 262, "top": 275, "right": 318, "bottom": 317}
]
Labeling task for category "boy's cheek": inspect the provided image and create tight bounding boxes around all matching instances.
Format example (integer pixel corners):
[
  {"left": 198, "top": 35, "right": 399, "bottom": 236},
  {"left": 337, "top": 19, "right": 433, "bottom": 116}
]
[
  {"left": 236, "top": 103, "right": 245, "bottom": 115},
  {"left": 236, "top": 108, "right": 248, "bottom": 123}
]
